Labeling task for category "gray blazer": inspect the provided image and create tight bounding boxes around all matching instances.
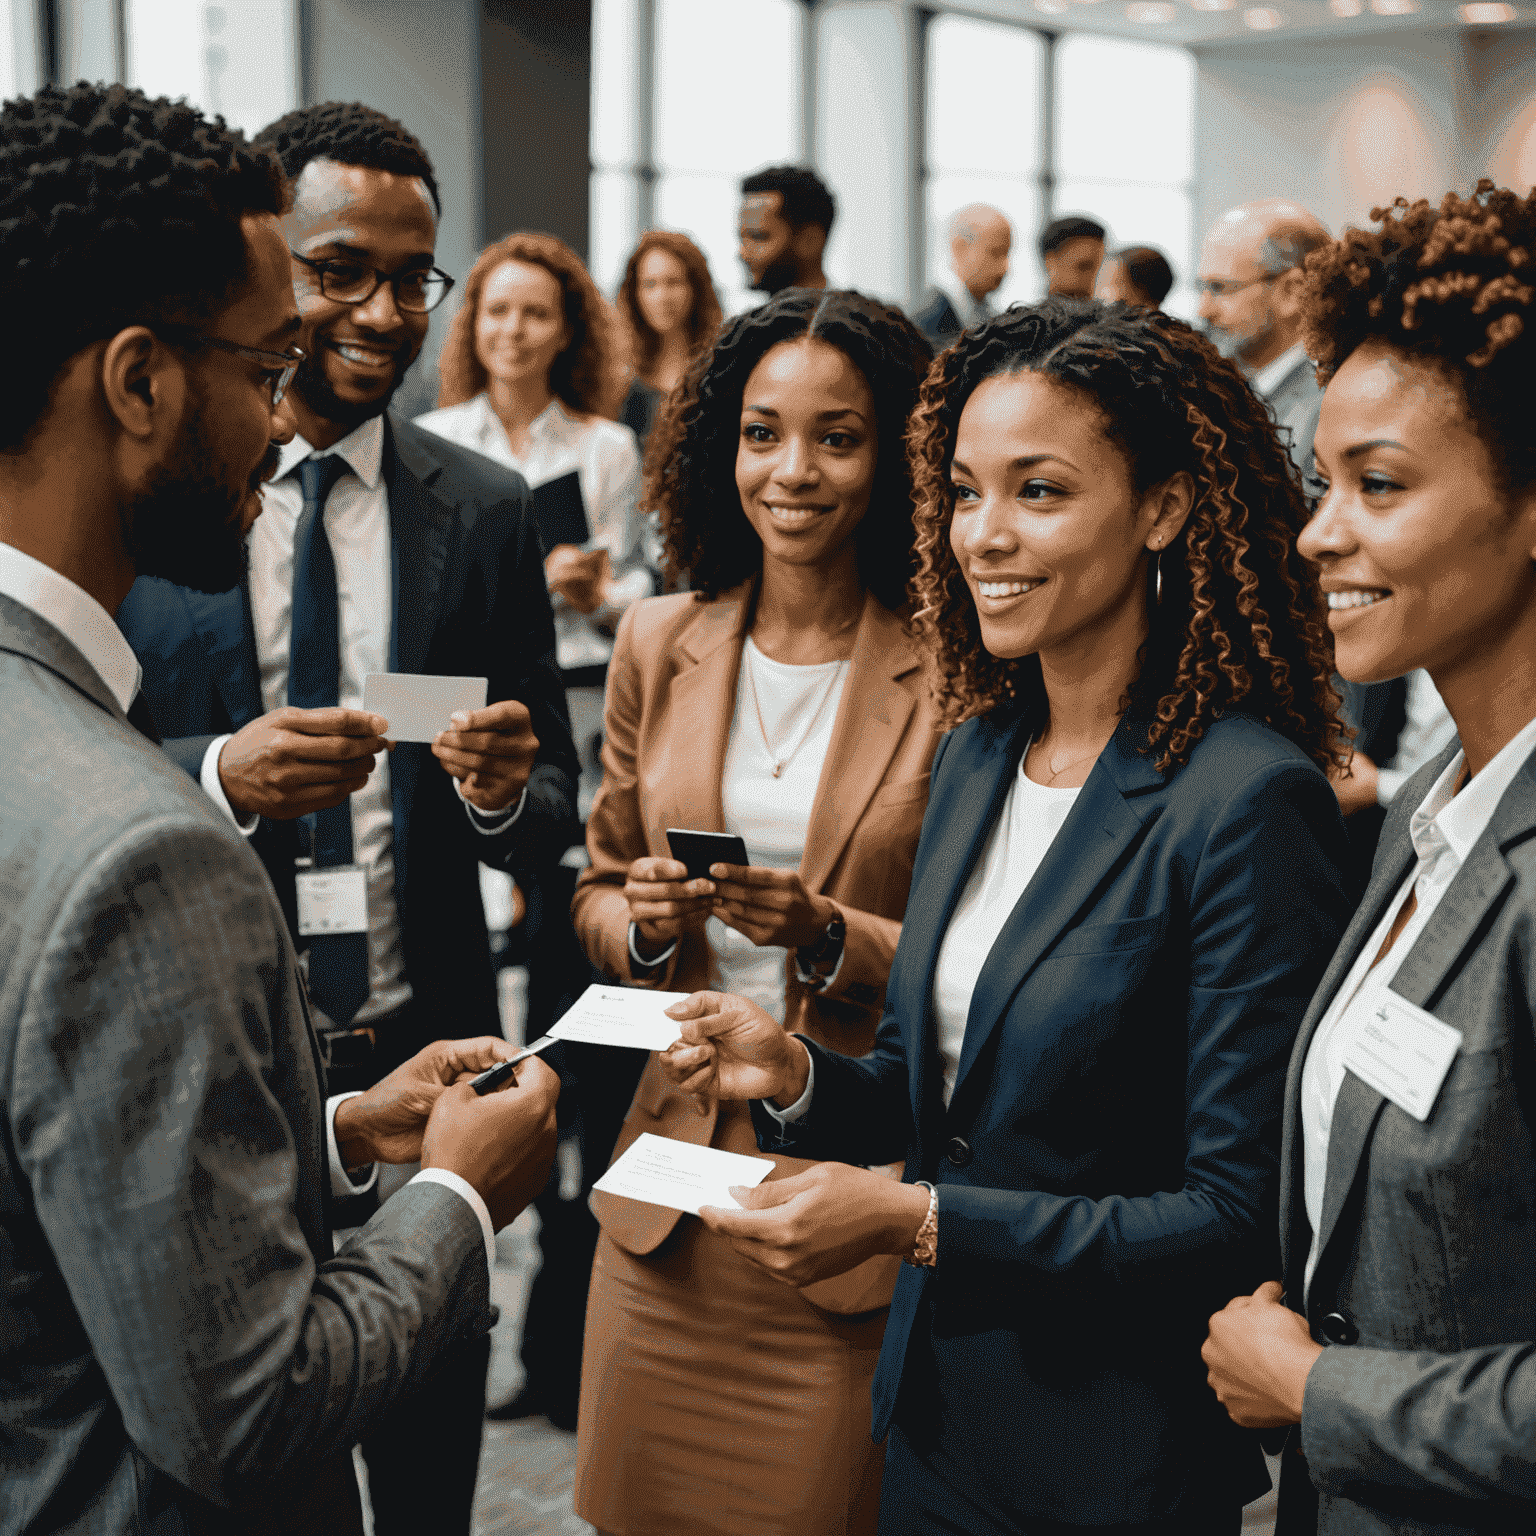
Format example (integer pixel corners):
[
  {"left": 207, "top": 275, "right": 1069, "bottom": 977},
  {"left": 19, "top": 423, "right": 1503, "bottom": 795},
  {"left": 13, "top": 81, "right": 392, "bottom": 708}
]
[
  {"left": 0, "top": 593, "right": 494, "bottom": 1536},
  {"left": 1261, "top": 350, "right": 1325, "bottom": 483},
  {"left": 1276, "top": 737, "right": 1536, "bottom": 1534}
]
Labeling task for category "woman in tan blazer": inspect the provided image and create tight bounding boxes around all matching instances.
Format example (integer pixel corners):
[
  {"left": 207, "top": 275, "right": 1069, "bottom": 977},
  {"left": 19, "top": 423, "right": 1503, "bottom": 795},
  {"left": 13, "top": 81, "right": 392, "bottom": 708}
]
[{"left": 570, "top": 289, "right": 937, "bottom": 1536}]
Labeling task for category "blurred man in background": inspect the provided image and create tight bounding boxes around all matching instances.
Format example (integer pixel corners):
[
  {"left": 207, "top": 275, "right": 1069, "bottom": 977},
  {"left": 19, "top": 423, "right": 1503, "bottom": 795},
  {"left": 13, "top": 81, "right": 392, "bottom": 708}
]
[
  {"left": 1040, "top": 213, "right": 1106, "bottom": 297},
  {"left": 738, "top": 164, "right": 836, "bottom": 294},
  {"left": 1096, "top": 244, "right": 1175, "bottom": 310},
  {"left": 913, "top": 202, "right": 1012, "bottom": 348}
]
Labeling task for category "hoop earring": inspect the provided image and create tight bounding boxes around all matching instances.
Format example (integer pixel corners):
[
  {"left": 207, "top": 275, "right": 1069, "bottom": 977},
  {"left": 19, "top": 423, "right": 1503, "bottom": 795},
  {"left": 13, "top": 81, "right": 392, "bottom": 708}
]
[{"left": 1154, "top": 550, "right": 1163, "bottom": 606}]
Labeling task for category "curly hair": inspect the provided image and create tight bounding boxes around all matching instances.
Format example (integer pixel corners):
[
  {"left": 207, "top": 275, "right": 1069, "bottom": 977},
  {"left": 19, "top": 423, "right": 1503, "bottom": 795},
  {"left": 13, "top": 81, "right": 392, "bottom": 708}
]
[
  {"left": 1300, "top": 179, "right": 1536, "bottom": 493},
  {"left": 0, "top": 82, "right": 286, "bottom": 453},
  {"left": 435, "top": 231, "right": 627, "bottom": 418},
  {"left": 616, "top": 230, "right": 723, "bottom": 382},
  {"left": 252, "top": 100, "right": 439, "bottom": 212},
  {"left": 907, "top": 300, "right": 1346, "bottom": 774}
]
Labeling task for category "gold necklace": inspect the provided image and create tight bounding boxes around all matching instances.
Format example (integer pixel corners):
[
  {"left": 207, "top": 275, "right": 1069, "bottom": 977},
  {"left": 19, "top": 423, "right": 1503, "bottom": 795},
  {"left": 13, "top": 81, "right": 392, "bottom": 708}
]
[
  {"left": 746, "top": 643, "right": 845, "bottom": 779},
  {"left": 1032, "top": 739, "right": 1101, "bottom": 786}
]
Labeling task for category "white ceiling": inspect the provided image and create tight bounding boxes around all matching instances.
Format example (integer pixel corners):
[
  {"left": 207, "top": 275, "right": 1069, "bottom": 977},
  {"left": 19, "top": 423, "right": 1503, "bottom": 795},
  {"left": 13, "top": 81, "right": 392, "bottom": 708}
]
[{"left": 947, "top": 0, "right": 1534, "bottom": 48}]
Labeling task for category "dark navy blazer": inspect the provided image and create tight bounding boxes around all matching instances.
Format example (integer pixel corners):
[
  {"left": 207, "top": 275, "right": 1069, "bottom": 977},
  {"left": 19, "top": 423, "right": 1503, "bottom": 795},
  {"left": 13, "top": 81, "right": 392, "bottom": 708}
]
[
  {"left": 755, "top": 703, "right": 1352, "bottom": 1527},
  {"left": 116, "top": 415, "right": 578, "bottom": 1064}
]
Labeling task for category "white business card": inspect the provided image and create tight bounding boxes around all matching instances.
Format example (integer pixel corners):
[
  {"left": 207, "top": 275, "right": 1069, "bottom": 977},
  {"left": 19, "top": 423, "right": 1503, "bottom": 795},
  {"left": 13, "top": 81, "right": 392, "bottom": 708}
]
[
  {"left": 593, "top": 1132, "right": 775, "bottom": 1215},
  {"left": 549, "top": 984, "right": 693, "bottom": 1052},
  {"left": 362, "top": 672, "right": 488, "bottom": 743}
]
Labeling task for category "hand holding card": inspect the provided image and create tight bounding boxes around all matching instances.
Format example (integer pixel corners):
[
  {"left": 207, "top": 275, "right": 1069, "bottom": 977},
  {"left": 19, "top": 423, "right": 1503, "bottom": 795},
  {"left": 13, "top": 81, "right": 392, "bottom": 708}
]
[
  {"left": 363, "top": 673, "right": 487, "bottom": 743},
  {"left": 593, "top": 1132, "right": 773, "bottom": 1216},
  {"left": 431, "top": 696, "right": 541, "bottom": 813}
]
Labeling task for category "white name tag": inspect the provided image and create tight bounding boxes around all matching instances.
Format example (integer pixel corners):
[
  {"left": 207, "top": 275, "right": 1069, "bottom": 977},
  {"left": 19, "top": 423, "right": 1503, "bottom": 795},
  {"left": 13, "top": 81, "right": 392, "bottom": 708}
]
[
  {"left": 296, "top": 865, "right": 369, "bottom": 936},
  {"left": 1342, "top": 989, "right": 1463, "bottom": 1123}
]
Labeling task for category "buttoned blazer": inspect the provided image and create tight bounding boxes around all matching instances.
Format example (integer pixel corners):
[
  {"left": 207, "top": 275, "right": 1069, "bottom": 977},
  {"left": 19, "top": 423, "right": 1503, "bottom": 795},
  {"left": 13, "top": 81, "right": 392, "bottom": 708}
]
[
  {"left": 115, "top": 414, "right": 577, "bottom": 1060},
  {"left": 752, "top": 704, "right": 1352, "bottom": 1525},
  {"left": 1275, "top": 737, "right": 1536, "bottom": 1536},
  {"left": 0, "top": 593, "right": 492, "bottom": 1536},
  {"left": 572, "top": 583, "right": 941, "bottom": 1294}
]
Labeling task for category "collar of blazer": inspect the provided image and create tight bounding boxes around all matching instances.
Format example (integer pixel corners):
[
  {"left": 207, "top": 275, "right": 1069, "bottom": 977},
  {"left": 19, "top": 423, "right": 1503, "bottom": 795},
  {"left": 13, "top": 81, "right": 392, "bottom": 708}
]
[
  {"left": 0, "top": 588, "right": 124, "bottom": 724},
  {"left": 1279, "top": 736, "right": 1536, "bottom": 1306},
  {"left": 660, "top": 579, "right": 924, "bottom": 892},
  {"left": 901, "top": 703, "right": 1171, "bottom": 1123}
]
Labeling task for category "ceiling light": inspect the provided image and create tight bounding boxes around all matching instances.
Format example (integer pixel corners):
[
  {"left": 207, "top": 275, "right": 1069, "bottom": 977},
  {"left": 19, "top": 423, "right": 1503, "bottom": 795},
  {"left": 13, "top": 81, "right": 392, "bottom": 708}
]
[
  {"left": 1328, "top": 0, "right": 1363, "bottom": 12},
  {"left": 1244, "top": 4, "right": 1285, "bottom": 23},
  {"left": 1035, "top": 0, "right": 1072, "bottom": 13},
  {"left": 1370, "top": 0, "right": 1417, "bottom": 13},
  {"left": 1459, "top": 1, "right": 1514, "bottom": 18},
  {"left": 1126, "top": 1, "right": 1176, "bottom": 18},
  {"left": 1189, "top": 0, "right": 1237, "bottom": 10}
]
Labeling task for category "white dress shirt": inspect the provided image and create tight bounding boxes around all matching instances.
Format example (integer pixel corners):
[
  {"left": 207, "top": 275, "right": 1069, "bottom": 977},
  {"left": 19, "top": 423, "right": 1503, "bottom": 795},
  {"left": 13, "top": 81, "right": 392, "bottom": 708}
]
[
  {"left": 414, "top": 394, "right": 649, "bottom": 671},
  {"left": 1300, "top": 708, "right": 1536, "bottom": 1295},
  {"left": 1250, "top": 341, "right": 1310, "bottom": 401},
  {"left": 1376, "top": 669, "right": 1457, "bottom": 807}
]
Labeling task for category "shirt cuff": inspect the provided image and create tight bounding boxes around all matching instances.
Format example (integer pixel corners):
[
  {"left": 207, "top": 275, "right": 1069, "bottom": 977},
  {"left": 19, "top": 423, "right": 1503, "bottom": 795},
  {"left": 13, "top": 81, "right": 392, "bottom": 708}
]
[
  {"left": 325, "top": 1091, "right": 380, "bottom": 1200},
  {"left": 761, "top": 1040, "right": 814, "bottom": 1125},
  {"left": 628, "top": 921, "right": 678, "bottom": 972},
  {"left": 457, "top": 779, "right": 528, "bottom": 834},
  {"left": 1375, "top": 766, "right": 1410, "bottom": 807},
  {"left": 409, "top": 1167, "right": 497, "bottom": 1276},
  {"left": 201, "top": 735, "right": 259, "bottom": 836}
]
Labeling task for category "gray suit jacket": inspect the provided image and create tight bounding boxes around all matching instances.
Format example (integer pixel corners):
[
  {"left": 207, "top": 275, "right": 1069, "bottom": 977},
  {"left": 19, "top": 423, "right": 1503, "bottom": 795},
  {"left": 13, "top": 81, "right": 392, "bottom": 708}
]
[
  {"left": 1261, "top": 350, "right": 1325, "bottom": 483},
  {"left": 1276, "top": 737, "right": 1536, "bottom": 1534},
  {"left": 0, "top": 593, "right": 494, "bottom": 1535}
]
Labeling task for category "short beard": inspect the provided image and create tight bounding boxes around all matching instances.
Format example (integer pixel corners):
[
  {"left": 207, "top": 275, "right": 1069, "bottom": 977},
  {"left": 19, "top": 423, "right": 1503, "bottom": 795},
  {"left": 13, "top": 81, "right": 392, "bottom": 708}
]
[
  {"left": 126, "top": 390, "right": 270, "bottom": 595},
  {"left": 750, "top": 256, "right": 802, "bottom": 295},
  {"left": 290, "top": 343, "right": 410, "bottom": 432}
]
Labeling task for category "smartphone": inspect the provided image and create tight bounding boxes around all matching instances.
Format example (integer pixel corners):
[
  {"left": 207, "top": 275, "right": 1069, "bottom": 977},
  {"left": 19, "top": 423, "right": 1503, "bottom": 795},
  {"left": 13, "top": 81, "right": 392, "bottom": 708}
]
[{"left": 665, "top": 828, "right": 749, "bottom": 882}]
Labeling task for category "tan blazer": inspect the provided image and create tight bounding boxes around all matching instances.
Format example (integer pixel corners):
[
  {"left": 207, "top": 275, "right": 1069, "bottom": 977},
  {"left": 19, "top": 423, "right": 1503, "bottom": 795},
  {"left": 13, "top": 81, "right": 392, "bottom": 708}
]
[{"left": 573, "top": 582, "right": 941, "bottom": 1312}]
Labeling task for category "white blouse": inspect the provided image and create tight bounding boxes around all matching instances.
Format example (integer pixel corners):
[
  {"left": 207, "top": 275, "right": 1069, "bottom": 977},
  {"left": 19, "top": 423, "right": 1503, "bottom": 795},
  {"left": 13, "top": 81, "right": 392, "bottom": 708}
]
[
  {"left": 414, "top": 393, "right": 651, "bottom": 671},
  {"left": 711, "top": 638, "right": 850, "bottom": 1024},
  {"left": 931, "top": 758, "right": 1081, "bottom": 1105}
]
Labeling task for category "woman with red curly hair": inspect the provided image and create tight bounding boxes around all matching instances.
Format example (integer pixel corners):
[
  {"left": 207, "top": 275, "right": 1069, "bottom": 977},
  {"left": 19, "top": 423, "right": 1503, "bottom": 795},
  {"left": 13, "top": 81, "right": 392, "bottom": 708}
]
[
  {"left": 1204, "top": 183, "right": 1536, "bottom": 1536},
  {"left": 615, "top": 230, "right": 722, "bottom": 448},
  {"left": 664, "top": 299, "right": 1353, "bottom": 1534}
]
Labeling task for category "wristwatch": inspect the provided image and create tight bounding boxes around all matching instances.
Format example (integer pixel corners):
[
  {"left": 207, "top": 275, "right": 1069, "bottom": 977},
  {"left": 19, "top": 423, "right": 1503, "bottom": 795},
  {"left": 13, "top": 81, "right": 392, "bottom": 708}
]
[{"left": 796, "top": 909, "right": 846, "bottom": 990}]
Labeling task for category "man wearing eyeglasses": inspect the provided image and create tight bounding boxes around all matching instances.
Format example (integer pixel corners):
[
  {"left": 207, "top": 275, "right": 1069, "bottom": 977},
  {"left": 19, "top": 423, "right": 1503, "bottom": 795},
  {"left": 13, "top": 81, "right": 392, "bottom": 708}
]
[
  {"left": 115, "top": 102, "right": 577, "bottom": 1534},
  {"left": 1196, "top": 198, "right": 1331, "bottom": 481}
]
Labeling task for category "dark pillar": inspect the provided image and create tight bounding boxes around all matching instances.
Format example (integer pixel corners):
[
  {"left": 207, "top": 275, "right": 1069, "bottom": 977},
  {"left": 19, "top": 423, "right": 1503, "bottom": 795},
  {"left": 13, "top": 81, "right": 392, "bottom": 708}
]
[{"left": 479, "top": 0, "right": 593, "bottom": 259}]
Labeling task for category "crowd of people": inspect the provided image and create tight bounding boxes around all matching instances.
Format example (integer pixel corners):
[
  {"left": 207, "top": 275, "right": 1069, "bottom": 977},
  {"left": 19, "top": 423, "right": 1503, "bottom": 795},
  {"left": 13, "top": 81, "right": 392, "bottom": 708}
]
[{"left": 3, "top": 75, "right": 1535, "bottom": 1536}]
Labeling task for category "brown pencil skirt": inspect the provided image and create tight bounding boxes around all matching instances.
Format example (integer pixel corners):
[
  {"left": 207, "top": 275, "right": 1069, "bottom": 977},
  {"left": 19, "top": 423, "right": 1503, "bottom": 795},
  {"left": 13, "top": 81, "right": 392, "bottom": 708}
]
[{"left": 574, "top": 1217, "right": 888, "bottom": 1536}]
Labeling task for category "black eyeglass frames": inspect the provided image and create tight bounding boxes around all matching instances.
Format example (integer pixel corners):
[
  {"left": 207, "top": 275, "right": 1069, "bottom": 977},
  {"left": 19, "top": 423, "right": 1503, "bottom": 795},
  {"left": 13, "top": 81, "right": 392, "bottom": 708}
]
[
  {"left": 288, "top": 248, "right": 456, "bottom": 314},
  {"left": 153, "top": 325, "right": 306, "bottom": 406}
]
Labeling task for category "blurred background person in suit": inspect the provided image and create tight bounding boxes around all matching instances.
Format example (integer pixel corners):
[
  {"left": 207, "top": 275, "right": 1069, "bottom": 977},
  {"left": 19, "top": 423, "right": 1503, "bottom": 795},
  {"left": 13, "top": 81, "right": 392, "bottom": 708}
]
[
  {"left": 1097, "top": 244, "right": 1176, "bottom": 310},
  {"left": 418, "top": 230, "right": 654, "bottom": 1432},
  {"left": 615, "top": 230, "right": 723, "bottom": 452},
  {"left": 738, "top": 164, "right": 837, "bottom": 297},
  {"left": 1204, "top": 181, "right": 1536, "bottom": 1536},
  {"left": 0, "top": 80, "right": 559, "bottom": 1536},
  {"left": 1039, "top": 213, "right": 1106, "bottom": 298},
  {"left": 664, "top": 299, "right": 1352, "bottom": 1536},
  {"left": 570, "top": 289, "right": 937, "bottom": 1536},
  {"left": 913, "top": 203, "right": 1013, "bottom": 349}
]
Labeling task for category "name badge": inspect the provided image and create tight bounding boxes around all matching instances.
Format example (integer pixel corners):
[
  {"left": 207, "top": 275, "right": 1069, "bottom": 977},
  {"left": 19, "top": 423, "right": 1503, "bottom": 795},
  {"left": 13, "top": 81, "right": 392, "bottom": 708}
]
[
  {"left": 1342, "top": 989, "right": 1463, "bottom": 1123},
  {"left": 296, "top": 864, "right": 368, "bottom": 937}
]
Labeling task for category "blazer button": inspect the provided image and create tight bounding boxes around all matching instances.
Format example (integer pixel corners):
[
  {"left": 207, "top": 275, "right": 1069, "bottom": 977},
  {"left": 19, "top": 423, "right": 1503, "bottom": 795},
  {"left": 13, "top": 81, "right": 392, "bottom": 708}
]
[
  {"left": 1321, "top": 1312, "right": 1358, "bottom": 1346},
  {"left": 945, "top": 1136, "right": 972, "bottom": 1168}
]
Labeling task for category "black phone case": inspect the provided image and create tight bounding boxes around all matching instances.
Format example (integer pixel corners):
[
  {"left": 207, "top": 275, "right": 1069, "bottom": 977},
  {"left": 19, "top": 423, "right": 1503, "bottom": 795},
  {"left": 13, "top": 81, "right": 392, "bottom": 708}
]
[{"left": 666, "top": 828, "right": 748, "bottom": 881}]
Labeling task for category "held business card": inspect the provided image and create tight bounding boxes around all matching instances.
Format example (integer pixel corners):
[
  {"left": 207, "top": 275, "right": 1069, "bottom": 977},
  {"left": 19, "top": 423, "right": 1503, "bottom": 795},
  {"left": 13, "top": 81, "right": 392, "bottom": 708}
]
[
  {"left": 593, "top": 1132, "right": 775, "bottom": 1216},
  {"left": 548, "top": 984, "right": 694, "bottom": 1052},
  {"left": 362, "top": 673, "right": 487, "bottom": 743}
]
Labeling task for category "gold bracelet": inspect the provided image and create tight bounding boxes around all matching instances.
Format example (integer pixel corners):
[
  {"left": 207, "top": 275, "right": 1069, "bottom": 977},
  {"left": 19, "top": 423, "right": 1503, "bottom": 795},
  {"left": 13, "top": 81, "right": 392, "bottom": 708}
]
[{"left": 906, "top": 1180, "right": 938, "bottom": 1268}]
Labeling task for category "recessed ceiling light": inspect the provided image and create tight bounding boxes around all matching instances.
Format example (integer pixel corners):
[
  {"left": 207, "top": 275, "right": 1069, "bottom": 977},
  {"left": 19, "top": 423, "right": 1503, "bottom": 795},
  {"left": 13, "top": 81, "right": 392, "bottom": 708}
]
[
  {"left": 1126, "top": 1, "right": 1176, "bottom": 17},
  {"left": 1190, "top": 0, "right": 1237, "bottom": 10},
  {"left": 1459, "top": 1, "right": 1514, "bottom": 18},
  {"left": 1036, "top": 0, "right": 1072, "bottom": 13},
  {"left": 1328, "top": 0, "right": 1363, "bottom": 12},
  {"left": 1370, "top": 0, "right": 1417, "bottom": 13},
  {"left": 1244, "top": 4, "right": 1285, "bottom": 23}
]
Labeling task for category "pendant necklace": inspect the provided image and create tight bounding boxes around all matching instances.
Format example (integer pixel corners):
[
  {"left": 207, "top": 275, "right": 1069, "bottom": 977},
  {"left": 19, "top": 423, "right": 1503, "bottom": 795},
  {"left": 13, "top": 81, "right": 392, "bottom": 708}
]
[{"left": 746, "top": 643, "right": 844, "bottom": 779}]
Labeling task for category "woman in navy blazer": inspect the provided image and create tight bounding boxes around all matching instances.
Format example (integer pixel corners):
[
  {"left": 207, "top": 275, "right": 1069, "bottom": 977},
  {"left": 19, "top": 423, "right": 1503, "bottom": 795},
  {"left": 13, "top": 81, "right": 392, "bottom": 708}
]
[{"left": 660, "top": 302, "right": 1354, "bottom": 1534}]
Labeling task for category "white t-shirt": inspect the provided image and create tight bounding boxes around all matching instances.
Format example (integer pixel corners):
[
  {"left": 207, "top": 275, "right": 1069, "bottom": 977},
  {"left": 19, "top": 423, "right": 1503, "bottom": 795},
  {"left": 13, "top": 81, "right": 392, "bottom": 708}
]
[
  {"left": 711, "top": 638, "right": 849, "bottom": 1023},
  {"left": 930, "top": 756, "right": 1081, "bottom": 1105}
]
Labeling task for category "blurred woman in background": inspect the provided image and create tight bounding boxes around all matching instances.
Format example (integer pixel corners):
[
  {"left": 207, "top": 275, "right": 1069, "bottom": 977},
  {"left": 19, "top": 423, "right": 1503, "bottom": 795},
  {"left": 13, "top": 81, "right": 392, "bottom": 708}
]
[{"left": 615, "top": 229, "right": 722, "bottom": 450}]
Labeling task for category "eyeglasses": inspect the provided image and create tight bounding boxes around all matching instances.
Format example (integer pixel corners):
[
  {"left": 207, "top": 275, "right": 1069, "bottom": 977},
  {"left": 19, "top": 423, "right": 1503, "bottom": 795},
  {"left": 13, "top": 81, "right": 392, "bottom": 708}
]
[
  {"left": 289, "top": 248, "right": 457, "bottom": 314},
  {"left": 1194, "top": 271, "right": 1286, "bottom": 300},
  {"left": 154, "top": 325, "right": 306, "bottom": 406}
]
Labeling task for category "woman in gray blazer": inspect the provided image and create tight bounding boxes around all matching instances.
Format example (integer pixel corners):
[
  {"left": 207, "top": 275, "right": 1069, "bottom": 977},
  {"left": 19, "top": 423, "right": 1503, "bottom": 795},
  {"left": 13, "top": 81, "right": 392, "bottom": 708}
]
[{"left": 1203, "top": 181, "right": 1536, "bottom": 1535}]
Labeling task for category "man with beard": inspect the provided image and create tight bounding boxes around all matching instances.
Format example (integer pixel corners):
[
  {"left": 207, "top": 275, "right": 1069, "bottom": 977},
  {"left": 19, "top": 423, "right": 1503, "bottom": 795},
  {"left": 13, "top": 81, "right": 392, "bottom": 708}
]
[
  {"left": 738, "top": 163, "right": 836, "bottom": 296},
  {"left": 115, "top": 100, "right": 578, "bottom": 1532},
  {"left": 0, "top": 82, "right": 559, "bottom": 1536}
]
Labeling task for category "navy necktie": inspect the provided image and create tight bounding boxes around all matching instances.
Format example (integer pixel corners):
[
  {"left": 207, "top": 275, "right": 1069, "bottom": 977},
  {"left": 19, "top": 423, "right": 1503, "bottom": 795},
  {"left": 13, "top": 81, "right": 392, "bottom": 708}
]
[
  {"left": 289, "top": 455, "right": 370, "bottom": 1028},
  {"left": 126, "top": 690, "right": 160, "bottom": 744}
]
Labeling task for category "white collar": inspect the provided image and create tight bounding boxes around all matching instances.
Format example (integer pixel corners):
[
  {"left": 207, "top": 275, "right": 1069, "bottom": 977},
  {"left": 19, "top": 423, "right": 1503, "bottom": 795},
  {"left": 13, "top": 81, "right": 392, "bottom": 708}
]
[
  {"left": 470, "top": 391, "right": 579, "bottom": 450},
  {"left": 1410, "top": 709, "right": 1536, "bottom": 868},
  {"left": 1250, "top": 342, "right": 1310, "bottom": 400},
  {"left": 276, "top": 413, "right": 386, "bottom": 490},
  {"left": 0, "top": 540, "right": 142, "bottom": 712},
  {"left": 935, "top": 271, "right": 989, "bottom": 330}
]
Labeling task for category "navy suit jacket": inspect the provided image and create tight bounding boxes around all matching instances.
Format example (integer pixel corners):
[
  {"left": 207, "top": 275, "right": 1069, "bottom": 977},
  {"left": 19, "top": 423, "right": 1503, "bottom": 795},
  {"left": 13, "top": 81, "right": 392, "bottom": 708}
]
[
  {"left": 756, "top": 704, "right": 1352, "bottom": 1526},
  {"left": 911, "top": 287, "right": 963, "bottom": 350},
  {"left": 116, "top": 414, "right": 577, "bottom": 1066}
]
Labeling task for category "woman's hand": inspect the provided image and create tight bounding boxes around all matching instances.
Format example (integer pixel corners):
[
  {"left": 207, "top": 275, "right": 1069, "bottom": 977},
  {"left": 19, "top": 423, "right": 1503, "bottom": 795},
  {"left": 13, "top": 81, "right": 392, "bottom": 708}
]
[
  {"left": 696, "top": 1163, "right": 931, "bottom": 1285},
  {"left": 660, "top": 990, "right": 808, "bottom": 1104},
  {"left": 624, "top": 856, "right": 714, "bottom": 953},
  {"left": 1202, "top": 1281, "right": 1324, "bottom": 1428},
  {"left": 545, "top": 544, "right": 612, "bottom": 615},
  {"left": 708, "top": 863, "right": 838, "bottom": 949}
]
